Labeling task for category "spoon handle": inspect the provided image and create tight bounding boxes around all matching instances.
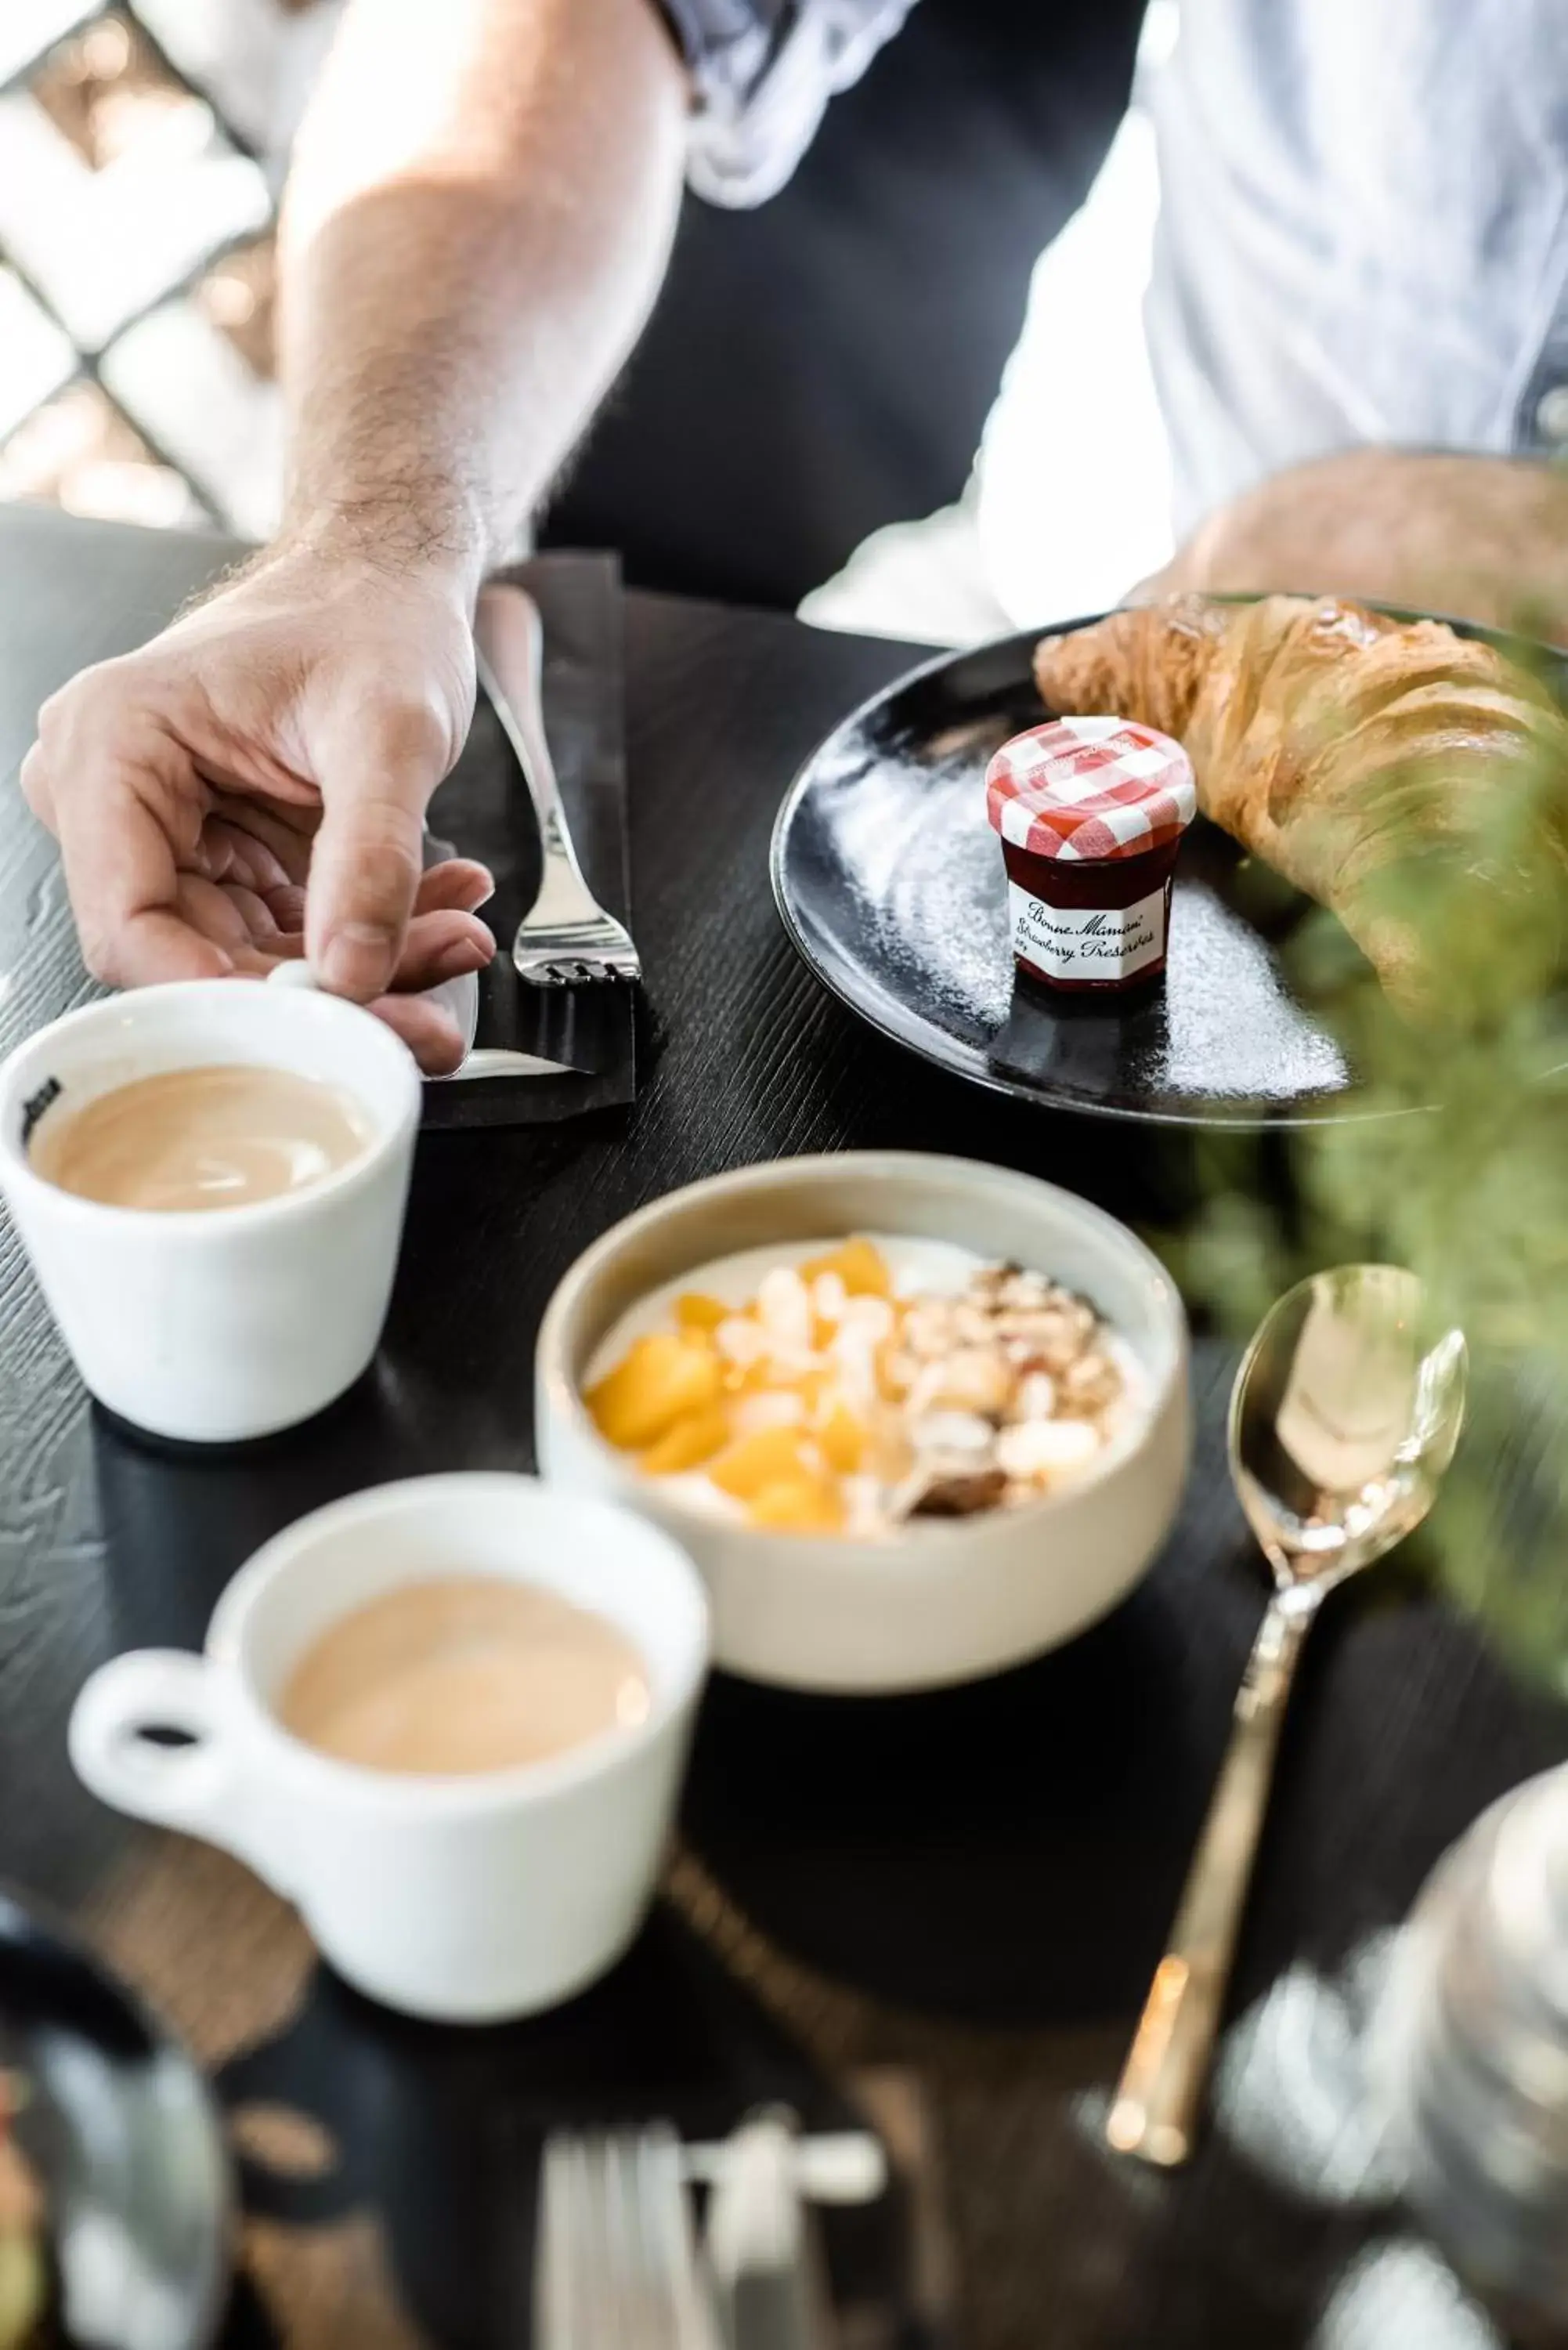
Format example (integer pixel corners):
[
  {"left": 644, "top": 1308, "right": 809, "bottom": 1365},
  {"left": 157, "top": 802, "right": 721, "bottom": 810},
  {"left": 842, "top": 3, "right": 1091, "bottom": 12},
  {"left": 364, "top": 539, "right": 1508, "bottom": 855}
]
[{"left": 1107, "top": 1591, "right": 1315, "bottom": 2166}]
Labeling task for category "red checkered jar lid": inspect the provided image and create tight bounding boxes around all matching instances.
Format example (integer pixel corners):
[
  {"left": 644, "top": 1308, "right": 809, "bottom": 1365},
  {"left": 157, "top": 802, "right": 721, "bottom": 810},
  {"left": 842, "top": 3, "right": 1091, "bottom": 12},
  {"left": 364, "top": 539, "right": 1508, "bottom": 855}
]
[{"left": 985, "top": 718, "right": 1197, "bottom": 863}]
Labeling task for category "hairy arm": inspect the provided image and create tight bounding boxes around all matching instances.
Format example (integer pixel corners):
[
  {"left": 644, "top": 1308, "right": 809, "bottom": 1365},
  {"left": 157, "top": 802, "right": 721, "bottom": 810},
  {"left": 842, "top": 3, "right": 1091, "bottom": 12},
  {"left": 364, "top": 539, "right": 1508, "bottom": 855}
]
[
  {"left": 280, "top": 0, "right": 688, "bottom": 591},
  {"left": 1150, "top": 449, "right": 1568, "bottom": 646},
  {"left": 25, "top": 0, "right": 689, "bottom": 1059}
]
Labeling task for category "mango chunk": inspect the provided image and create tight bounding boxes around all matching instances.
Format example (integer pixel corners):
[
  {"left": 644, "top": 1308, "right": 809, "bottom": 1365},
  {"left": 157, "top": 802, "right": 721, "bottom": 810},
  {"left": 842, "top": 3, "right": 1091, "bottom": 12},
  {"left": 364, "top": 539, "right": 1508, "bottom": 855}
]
[
  {"left": 708, "top": 1426, "right": 811, "bottom": 1501},
  {"left": 819, "top": 1402, "right": 866, "bottom": 1475},
  {"left": 639, "top": 1403, "right": 732, "bottom": 1476},
  {"left": 749, "top": 1477, "right": 845, "bottom": 1534},
  {"left": 675, "top": 1291, "right": 729, "bottom": 1332},
  {"left": 875, "top": 1336, "right": 908, "bottom": 1401},
  {"left": 587, "top": 1333, "right": 721, "bottom": 1452},
  {"left": 801, "top": 1238, "right": 891, "bottom": 1298}
]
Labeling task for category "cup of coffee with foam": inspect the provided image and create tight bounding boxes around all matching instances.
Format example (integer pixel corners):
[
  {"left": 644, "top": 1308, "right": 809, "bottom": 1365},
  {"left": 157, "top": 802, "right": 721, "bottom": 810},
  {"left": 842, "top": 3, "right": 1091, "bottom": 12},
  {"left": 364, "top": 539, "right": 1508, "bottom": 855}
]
[
  {"left": 69, "top": 1473, "right": 710, "bottom": 2021},
  {"left": 0, "top": 978, "right": 421, "bottom": 1442}
]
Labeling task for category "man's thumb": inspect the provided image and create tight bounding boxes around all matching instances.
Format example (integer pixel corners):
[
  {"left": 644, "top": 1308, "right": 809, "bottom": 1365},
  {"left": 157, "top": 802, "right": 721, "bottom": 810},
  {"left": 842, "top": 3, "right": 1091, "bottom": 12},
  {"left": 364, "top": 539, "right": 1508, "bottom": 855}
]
[{"left": 306, "top": 709, "right": 446, "bottom": 1000}]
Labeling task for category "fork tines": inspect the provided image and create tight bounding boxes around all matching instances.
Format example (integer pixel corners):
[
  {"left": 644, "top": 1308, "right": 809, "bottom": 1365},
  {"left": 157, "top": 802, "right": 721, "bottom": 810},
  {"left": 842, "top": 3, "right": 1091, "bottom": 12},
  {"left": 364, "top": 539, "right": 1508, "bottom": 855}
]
[
  {"left": 511, "top": 916, "right": 642, "bottom": 989},
  {"left": 536, "top": 2124, "right": 718, "bottom": 2350}
]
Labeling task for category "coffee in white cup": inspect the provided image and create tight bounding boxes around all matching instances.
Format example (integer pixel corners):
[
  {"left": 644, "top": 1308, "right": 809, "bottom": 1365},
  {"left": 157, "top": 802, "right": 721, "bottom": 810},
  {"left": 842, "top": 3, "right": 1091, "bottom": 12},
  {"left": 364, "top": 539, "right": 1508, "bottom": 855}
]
[
  {"left": 276, "top": 1573, "right": 652, "bottom": 1775},
  {"left": 68, "top": 1475, "right": 710, "bottom": 2023},
  {"left": 0, "top": 981, "right": 421, "bottom": 1442},
  {"left": 30, "top": 1063, "right": 373, "bottom": 1213}
]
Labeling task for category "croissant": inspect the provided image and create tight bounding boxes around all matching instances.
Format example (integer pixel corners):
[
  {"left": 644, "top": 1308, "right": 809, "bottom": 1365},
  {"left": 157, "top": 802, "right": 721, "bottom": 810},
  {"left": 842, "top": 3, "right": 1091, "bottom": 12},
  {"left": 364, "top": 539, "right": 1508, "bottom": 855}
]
[{"left": 1031, "top": 594, "right": 1568, "bottom": 1006}]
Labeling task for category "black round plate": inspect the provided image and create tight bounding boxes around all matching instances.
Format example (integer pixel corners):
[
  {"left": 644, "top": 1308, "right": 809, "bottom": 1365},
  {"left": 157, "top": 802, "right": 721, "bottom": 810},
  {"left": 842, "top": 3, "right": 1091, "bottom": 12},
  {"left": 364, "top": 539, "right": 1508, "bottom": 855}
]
[
  {"left": 0, "top": 1889, "right": 230, "bottom": 2350},
  {"left": 771, "top": 612, "right": 1563, "bottom": 1127}
]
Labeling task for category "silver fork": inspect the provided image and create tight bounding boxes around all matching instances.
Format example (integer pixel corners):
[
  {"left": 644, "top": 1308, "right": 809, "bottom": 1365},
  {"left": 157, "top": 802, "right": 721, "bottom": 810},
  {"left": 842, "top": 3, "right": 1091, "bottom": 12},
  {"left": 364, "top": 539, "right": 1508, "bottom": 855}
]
[
  {"left": 536, "top": 2125, "right": 720, "bottom": 2350},
  {"left": 474, "top": 582, "right": 641, "bottom": 989}
]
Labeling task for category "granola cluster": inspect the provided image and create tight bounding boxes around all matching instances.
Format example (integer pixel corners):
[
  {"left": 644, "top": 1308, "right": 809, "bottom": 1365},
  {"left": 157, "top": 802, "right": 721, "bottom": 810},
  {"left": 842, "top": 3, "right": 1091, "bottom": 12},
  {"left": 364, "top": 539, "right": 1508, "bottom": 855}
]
[
  {"left": 585, "top": 1240, "right": 1132, "bottom": 1538},
  {"left": 878, "top": 1260, "right": 1129, "bottom": 1519}
]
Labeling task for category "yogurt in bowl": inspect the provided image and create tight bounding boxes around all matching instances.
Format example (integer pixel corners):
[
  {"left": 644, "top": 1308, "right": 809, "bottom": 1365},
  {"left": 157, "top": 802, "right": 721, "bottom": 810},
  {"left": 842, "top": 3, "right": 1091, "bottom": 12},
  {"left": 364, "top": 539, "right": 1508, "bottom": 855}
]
[
  {"left": 536, "top": 1154, "right": 1190, "bottom": 1694},
  {"left": 583, "top": 1236, "right": 1147, "bottom": 1539}
]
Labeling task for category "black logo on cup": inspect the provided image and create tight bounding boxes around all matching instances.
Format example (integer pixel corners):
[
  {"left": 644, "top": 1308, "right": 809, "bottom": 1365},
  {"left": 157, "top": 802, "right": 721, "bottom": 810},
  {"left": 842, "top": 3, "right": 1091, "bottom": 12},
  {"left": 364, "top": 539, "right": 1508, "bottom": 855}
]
[{"left": 20, "top": 1076, "right": 62, "bottom": 1147}]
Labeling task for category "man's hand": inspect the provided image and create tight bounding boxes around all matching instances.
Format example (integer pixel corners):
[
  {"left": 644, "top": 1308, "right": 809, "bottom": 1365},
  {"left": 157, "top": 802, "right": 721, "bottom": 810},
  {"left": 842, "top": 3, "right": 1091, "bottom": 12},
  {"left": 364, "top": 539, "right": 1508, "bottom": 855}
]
[
  {"left": 21, "top": 548, "right": 495, "bottom": 1073},
  {"left": 23, "top": 0, "right": 687, "bottom": 1066},
  {"left": 1147, "top": 449, "right": 1568, "bottom": 644}
]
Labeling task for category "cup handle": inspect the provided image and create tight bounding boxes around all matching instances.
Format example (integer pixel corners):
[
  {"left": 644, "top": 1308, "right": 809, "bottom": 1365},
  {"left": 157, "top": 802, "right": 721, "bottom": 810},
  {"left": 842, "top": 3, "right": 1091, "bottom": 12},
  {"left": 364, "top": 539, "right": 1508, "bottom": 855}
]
[{"left": 68, "top": 1650, "right": 257, "bottom": 1864}]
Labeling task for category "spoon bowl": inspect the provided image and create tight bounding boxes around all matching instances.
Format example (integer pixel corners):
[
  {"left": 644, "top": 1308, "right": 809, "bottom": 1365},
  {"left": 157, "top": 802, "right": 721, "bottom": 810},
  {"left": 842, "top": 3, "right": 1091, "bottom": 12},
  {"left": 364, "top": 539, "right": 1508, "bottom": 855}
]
[
  {"left": 1230, "top": 1264, "right": 1468, "bottom": 1591},
  {"left": 1107, "top": 1264, "right": 1467, "bottom": 2166}
]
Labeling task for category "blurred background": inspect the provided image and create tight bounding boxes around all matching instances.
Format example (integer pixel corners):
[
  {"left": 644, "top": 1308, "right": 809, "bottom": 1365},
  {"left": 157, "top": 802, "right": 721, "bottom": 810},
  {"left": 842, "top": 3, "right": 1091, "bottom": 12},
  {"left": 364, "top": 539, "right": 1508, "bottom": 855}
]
[
  {"left": 0, "top": 0, "right": 293, "bottom": 539},
  {"left": 0, "top": 0, "right": 1144, "bottom": 611}
]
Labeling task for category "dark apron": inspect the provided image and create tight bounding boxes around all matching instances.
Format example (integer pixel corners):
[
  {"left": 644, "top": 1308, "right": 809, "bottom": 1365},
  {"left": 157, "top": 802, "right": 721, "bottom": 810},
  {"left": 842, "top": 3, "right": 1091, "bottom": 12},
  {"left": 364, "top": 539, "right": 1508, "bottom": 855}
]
[{"left": 542, "top": 0, "right": 1146, "bottom": 609}]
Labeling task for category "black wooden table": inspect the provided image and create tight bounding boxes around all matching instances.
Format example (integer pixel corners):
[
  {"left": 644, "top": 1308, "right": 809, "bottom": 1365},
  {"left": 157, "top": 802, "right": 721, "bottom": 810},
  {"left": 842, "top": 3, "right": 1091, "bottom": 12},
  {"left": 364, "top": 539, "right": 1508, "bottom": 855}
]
[{"left": 2, "top": 501, "right": 1564, "bottom": 2350}]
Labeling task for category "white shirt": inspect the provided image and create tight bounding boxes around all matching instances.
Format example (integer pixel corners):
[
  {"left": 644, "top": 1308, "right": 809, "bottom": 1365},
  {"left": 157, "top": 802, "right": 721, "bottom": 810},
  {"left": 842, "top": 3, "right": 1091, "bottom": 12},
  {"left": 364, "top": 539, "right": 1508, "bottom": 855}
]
[{"left": 663, "top": 0, "right": 1568, "bottom": 624}]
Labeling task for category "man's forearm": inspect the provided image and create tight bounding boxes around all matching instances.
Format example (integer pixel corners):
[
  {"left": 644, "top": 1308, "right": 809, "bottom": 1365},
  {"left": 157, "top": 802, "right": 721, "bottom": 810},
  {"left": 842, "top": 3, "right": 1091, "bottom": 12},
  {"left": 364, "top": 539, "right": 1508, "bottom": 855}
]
[
  {"left": 1155, "top": 450, "right": 1568, "bottom": 644},
  {"left": 277, "top": 0, "right": 688, "bottom": 595}
]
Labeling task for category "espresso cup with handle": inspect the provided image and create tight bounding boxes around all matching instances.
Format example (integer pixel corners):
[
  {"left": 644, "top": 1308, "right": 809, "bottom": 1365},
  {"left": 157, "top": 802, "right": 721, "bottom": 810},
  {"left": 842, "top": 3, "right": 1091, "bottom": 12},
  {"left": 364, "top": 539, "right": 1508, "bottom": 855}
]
[
  {"left": 68, "top": 1473, "right": 710, "bottom": 2023},
  {"left": 0, "top": 978, "right": 421, "bottom": 1442}
]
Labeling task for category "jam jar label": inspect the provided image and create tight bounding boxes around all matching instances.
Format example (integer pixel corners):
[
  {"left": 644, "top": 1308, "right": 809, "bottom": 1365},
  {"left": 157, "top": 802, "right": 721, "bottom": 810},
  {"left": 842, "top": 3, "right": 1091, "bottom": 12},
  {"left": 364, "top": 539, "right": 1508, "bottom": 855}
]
[{"left": 1008, "top": 881, "right": 1168, "bottom": 983}]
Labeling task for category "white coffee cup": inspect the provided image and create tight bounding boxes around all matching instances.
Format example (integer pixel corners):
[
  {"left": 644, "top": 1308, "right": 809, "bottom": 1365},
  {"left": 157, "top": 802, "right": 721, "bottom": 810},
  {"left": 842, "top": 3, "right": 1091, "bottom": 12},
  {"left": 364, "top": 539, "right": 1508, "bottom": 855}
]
[
  {"left": 68, "top": 1473, "right": 710, "bottom": 2023},
  {"left": 0, "top": 978, "right": 421, "bottom": 1442}
]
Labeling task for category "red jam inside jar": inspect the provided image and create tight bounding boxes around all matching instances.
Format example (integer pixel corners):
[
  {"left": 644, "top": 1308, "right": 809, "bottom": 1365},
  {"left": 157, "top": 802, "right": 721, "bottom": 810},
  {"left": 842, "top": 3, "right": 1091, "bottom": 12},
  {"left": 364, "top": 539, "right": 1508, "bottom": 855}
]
[{"left": 985, "top": 717, "right": 1197, "bottom": 992}]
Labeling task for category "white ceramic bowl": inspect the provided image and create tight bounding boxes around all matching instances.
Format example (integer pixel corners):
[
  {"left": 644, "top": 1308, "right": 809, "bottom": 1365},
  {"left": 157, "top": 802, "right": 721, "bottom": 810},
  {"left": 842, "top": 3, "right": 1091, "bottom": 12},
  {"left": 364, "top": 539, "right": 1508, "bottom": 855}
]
[{"left": 536, "top": 1152, "right": 1190, "bottom": 1693}]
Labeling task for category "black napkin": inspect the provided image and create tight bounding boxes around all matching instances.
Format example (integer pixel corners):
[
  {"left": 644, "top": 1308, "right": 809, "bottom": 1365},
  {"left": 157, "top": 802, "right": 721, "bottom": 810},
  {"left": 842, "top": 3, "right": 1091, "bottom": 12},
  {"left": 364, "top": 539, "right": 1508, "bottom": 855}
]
[
  {"left": 421, "top": 551, "right": 635, "bottom": 1130},
  {"left": 217, "top": 1906, "right": 937, "bottom": 2348}
]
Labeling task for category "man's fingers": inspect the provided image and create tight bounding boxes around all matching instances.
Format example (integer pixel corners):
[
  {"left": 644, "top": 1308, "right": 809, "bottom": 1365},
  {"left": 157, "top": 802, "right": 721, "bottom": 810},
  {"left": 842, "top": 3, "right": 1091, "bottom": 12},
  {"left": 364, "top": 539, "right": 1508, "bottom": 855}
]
[
  {"left": 93, "top": 913, "right": 233, "bottom": 985},
  {"left": 204, "top": 791, "right": 317, "bottom": 873},
  {"left": 19, "top": 741, "right": 55, "bottom": 826},
  {"left": 196, "top": 877, "right": 286, "bottom": 948},
  {"left": 412, "top": 858, "right": 496, "bottom": 915},
  {"left": 305, "top": 702, "right": 453, "bottom": 1002},
  {"left": 392, "top": 908, "right": 496, "bottom": 992},
  {"left": 259, "top": 882, "right": 309, "bottom": 935},
  {"left": 46, "top": 747, "right": 230, "bottom": 986},
  {"left": 201, "top": 816, "right": 300, "bottom": 898},
  {"left": 369, "top": 994, "right": 467, "bottom": 1075}
]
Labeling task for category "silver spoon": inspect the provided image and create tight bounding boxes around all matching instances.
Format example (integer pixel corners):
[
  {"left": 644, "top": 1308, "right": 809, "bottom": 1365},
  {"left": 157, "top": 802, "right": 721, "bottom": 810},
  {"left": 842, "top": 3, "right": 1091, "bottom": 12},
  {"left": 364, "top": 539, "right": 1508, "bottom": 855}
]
[{"left": 1106, "top": 1264, "right": 1468, "bottom": 2167}]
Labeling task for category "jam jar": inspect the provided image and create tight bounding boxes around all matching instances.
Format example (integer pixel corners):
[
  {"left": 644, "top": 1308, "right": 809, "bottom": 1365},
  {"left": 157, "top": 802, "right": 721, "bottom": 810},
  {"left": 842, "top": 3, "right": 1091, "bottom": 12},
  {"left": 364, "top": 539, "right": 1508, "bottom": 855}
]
[{"left": 985, "top": 716, "right": 1197, "bottom": 992}]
